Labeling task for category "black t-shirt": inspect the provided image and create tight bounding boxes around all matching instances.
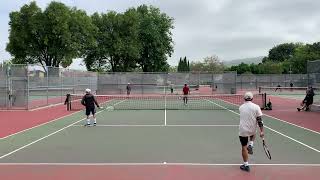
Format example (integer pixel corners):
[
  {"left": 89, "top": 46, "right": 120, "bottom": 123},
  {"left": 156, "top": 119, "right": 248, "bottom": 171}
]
[{"left": 81, "top": 94, "right": 99, "bottom": 108}]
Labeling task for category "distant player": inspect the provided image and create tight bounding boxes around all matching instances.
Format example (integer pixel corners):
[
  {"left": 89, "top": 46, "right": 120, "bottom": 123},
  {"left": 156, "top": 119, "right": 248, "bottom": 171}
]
[
  {"left": 81, "top": 89, "right": 100, "bottom": 126},
  {"left": 170, "top": 84, "right": 174, "bottom": 94},
  {"left": 126, "top": 83, "right": 131, "bottom": 95},
  {"left": 238, "top": 92, "right": 264, "bottom": 172},
  {"left": 297, "top": 86, "right": 315, "bottom": 111},
  {"left": 182, "top": 84, "right": 190, "bottom": 105},
  {"left": 275, "top": 84, "right": 281, "bottom": 92}
]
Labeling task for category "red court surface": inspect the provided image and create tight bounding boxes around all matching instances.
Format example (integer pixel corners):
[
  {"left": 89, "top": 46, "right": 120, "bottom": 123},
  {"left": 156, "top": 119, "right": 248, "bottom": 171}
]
[
  {"left": 0, "top": 164, "right": 319, "bottom": 180},
  {"left": 0, "top": 104, "right": 72, "bottom": 138},
  {"left": 264, "top": 96, "right": 320, "bottom": 132}
]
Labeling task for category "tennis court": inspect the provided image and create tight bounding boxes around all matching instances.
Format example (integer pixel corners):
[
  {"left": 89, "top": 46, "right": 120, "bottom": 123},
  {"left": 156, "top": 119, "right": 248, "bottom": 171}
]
[{"left": 1, "top": 95, "right": 320, "bottom": 179}]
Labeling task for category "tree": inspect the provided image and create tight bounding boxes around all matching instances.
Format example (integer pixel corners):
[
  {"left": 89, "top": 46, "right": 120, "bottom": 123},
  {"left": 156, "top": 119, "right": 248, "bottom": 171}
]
[
  {"left": 84, "top": 5, "right": 173, "bottom": 72},
  {"left": 290, "top": 44, "right": 320, "bottom": 73},
  {"left": 177, "top": 57, "right": 190, "bottom": 72},
  {"left": 85, "top": 10, "right": 140, "bottom": 72},
  {"left": 136, "top": 5, "right": 174, "bottom": 72},
  {"left": 177, "top": 58, "right": 182, "bottom": 72},
  {"left": 190, "top": 55, "right": 224, "bottom": 72},
  {"left": 267, "top": 43, "right": 297, "bottom": 62},
  {"left": 6, "top": 1, "right": 96, "bottom": 69},
  {"left": 168, "top": 65, "right": 177, "bottom": 72}
]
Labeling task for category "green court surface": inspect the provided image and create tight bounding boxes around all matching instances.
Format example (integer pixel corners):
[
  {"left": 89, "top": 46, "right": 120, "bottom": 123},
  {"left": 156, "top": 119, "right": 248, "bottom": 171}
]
[{"left": 0, "top": 106, "right": 320, "bottom": 165}]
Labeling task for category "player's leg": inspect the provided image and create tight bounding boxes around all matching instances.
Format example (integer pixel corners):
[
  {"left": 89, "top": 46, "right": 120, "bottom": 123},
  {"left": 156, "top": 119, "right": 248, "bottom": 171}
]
[
  {"left": 247, "top": 134, "right": 255, "bottom": 155},
  {"left": 185, "top": 96, "right": 188, "bottom": 104},
  {"left": 239, "top": 136, "right": 250, "bottom": 172},
  {"left": 85, "top": 108, "right": 91, "bottom": 126},
  {"left": 305, "top": 99, "right": 313, "bottom": 111},
  {"left": 92, "top": 107, "right": 97, "bottom": 125},
  {"left": 297, "top": 100, "right": 306, "bottom": 111},
  {"left": 183, "top": 96, "right": 186, "bottom": 104}
]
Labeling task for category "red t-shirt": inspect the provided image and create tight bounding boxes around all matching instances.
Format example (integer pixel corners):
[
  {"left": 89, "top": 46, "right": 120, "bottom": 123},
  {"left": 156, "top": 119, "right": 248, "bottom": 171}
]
[{"left": 183, "top": 86, "right": 189, "bottom": 95}]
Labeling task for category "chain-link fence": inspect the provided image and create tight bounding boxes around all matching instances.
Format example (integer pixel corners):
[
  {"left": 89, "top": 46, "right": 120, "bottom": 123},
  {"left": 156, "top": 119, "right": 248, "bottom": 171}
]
[
  {"left": 237, "top": 74, "right": 310, "bottom": 90},
  {"left": 0, "top": 64, "right": 97, "bottom": 110},
  {"left": 97, "top": 72, "right": 237, "bottom": 95},
  {"left": 307, "top": 60, "right": 320, "bottom": 106},
  {"left": 2, "top": 63, "right": 320, "bottom": 110}
]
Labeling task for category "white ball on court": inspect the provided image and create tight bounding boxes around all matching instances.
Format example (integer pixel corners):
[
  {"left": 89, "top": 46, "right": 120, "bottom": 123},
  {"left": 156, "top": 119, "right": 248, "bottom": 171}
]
[{"left": 163, "top": 162, "right": 167, "bottom": 164}]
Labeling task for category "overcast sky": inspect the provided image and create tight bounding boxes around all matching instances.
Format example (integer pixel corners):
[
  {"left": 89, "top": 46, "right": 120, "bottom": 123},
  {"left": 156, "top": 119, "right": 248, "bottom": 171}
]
[{"left": 1, "top": 0, "right": 320, "bottom": 69}]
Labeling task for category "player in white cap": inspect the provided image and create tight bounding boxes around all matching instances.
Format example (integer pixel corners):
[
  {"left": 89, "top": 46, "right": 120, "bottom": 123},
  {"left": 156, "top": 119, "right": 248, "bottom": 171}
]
[
  {"left": 81, "top": 89, "right": 100, "bottom": 126},
  {"left": 238, "top": 92, "right": 264, "bottom": 172}
]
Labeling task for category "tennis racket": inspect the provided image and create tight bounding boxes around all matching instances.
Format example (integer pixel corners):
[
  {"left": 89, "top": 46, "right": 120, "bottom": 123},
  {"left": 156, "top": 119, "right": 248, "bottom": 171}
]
[{"left": 262, "top": 138, "right": 271, "bottom": 160}]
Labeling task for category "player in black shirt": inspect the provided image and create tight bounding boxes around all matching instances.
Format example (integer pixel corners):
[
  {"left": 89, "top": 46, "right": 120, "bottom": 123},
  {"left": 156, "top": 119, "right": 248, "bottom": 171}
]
[{"left": 81, "top": 89, "right": 100, "bottom": 126}]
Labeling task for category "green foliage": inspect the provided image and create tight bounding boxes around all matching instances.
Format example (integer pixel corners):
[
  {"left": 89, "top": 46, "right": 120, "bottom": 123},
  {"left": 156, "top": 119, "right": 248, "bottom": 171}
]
[
  {"left": 84, "top": 4, "right": 174, "bottom": 72},
  {"left": 190, "top": 55, "right": 224, "bottom": 72},
  {"left": 168, "top": 65, "right": 177, "bottom": 72},
  {"left": 177, "top": 57, "right": 190, "bottom": 72},
  {"left": 229, "top": 42, "right": 320, "bottom": 74},
  {"left": 84, "top": 11, "right": 139, "bottom": 72},
  {"left": 267, "top": 43, "right": 297, "bottom": 62},
  {"left": 6, "top": 1, "right": 96, "bottom": 68},
  {"left": 135, "top": 5, "right": 174, "bottom": 72}
]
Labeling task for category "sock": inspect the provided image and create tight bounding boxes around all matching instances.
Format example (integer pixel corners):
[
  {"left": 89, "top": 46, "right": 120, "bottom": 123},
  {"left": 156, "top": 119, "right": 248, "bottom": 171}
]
[
  {"left": 244, "top": 162, "right": 249, "bottom": 166},
  {"left": 249, "top": 141, "right": 253, "bottom": 146},
  {"left": 94, "top": 118, "right": 97, "bottom": 124},
  {"left": 86, "top": 119, "right": 90, "bottom": 125}
]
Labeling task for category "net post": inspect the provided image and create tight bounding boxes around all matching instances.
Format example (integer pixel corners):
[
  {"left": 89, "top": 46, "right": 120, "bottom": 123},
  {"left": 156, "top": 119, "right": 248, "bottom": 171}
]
[
  {"left": 65, "top": 93, "right": 71, "bottom": 111},
  {"left": 258, "top": 86, "right": 262, "bottom": 94},
  {"left": 263, "top": 93, "right": 267, "bottom": 109}
]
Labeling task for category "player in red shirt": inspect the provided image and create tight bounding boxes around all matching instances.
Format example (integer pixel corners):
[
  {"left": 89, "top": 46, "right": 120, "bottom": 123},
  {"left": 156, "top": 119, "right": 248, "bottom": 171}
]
[{"left": 182, "top": 84, "right": 190, "bottom": 105}]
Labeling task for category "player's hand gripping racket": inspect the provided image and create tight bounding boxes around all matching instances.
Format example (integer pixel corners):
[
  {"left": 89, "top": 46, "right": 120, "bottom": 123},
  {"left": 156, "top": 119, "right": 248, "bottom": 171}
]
[{"left": 262, "top": 138, "right": 271, "bottom": 160}]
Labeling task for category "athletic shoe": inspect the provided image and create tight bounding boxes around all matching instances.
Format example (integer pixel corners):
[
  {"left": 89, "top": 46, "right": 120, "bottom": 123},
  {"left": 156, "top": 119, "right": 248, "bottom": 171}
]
[
  {"left": 240, "top": 164, "right": 250, "bottom": 172},
  {"left": 84, "top": 124, "right": 91, "bottom": 127},
  {"left": 247, "top": 145, "right": 253, "bottom": 155},
  {"left": 297, "top": 108, "right": 301, "bottom": 111},
  {"left": 93, "top": 122, "right": 97, "bottom": 126}
]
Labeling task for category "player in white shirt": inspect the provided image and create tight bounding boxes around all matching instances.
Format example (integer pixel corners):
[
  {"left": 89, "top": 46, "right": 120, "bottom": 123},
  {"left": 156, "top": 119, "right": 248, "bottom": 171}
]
[{"left": 238, "top": 92, "right": 264, "bottom": 172}]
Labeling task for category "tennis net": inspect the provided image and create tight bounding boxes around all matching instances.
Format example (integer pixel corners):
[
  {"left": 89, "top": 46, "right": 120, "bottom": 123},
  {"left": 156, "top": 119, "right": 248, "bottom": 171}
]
[
  {"left": 259, "top": 86, "right": 319, "bottom": 96},
  {"left": 66, "top": 93, "right": 266, "bottom": 111}
]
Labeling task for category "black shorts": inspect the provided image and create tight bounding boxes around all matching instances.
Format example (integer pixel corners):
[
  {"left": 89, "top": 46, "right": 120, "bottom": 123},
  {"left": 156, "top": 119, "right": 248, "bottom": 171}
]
[
  {"left": 239, "top": 135, "right": 254, "bottom": 146},
  {"left": 85, "top": 107, "right": 96, "bottom": 116},
  {"left": 304, "top": 97, "right": 313, "bottom": 106},
  {"left": 183, "top": 94, "right": 188, "bottom": 99}
]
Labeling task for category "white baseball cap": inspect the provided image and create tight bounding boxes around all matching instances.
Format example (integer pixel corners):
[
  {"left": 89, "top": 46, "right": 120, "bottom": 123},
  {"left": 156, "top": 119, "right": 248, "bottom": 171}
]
[
  {"left": 244, "top": 92, "right": 253, "bottom": 101},
  {"left": 85, "top": 89, "right": 91, "bottom": 93}
]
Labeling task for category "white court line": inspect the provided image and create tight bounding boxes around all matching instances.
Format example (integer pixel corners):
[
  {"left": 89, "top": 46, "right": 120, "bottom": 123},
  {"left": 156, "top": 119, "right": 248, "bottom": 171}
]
[
  {"left": 0, "top": 98, "right": 118, "bottom": 140},
  {"left": 0, "top": 118, "right": 85, "bottom": 159},
  {"left": 0, "top": 111, "right": 80, "bottom": 140},
  {"left": 218, "top": 97, "right": 320, "bottom": 135},
  {"left": 0, "top": 163, "right": 320, "bottom": 166},
  {"left": 0, "top": 99, "right": 127, "bottom": 160},
  {"left": 29, "top": 102, "right": 65, "bottom": 111},
  {"left": 71, "top": 124, "right": 239, "bottom": 127},
  {"left": 206, "top": 99, "right": 320, "bottom": 153},
  {"left": 263, "top": 114, "right": 320, "bottom": 135}
]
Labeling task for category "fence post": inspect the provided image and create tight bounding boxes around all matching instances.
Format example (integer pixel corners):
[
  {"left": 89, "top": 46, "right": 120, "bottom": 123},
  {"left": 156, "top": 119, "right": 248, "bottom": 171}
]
[
  {"left": 46, "top": 66, "right": 49, "bottom": 106},
  {"left": 26, "top": 63, "right": 30, "bottom": 110}
]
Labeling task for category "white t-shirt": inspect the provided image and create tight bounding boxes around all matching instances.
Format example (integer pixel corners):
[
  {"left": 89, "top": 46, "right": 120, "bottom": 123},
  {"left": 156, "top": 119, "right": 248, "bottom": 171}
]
[{"left": 239, "top": 101, "right": 263, "bottom": 136}]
